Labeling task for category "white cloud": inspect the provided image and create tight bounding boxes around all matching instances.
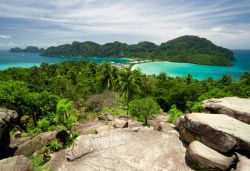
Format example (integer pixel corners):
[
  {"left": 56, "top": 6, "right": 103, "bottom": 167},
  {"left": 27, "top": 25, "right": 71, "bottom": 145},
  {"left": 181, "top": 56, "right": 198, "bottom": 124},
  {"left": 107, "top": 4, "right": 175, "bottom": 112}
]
[
  {"left": 0, "top": 34, "right": 11, "bottom": 39},
  {"left": 0, "top": 0, "right": 250, "bottom": 48}
]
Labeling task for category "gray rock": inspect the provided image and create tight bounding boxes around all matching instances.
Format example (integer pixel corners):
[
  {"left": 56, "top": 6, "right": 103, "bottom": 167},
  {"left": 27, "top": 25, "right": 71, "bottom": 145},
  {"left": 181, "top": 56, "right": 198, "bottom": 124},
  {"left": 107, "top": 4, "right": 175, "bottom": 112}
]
[
  {"left": 12, "top": 131, "right": 58, "bottom": 156},
  {"left": 0, "top": 155, "right": 33, "bottom": 171},
  {"left": 186, "top": 141, "right": 236, "bottom": 171},
  {"left": 176, "top": 113, "right": 250, "bottom": 155},
  {"left": 0, "top": 108, "right": 18, "bottom": 158},
  {"left": 72, "top": 121, "right": 106, "bottom": 135},
  {"left": 95, "top": 125, "right": 114, "bottom": 134},
  {"left": 112, "top": 118, "right": 128, "bottom": 128},
  {"left": 49, "top": 127, "right": 192, "bottom": 171},
  {"left": 127, "top": 119, "right": 143, "bottom": 128},
  {"left": 202, "top": 97, "right": 250, "bottom": 124},
  {"left": 235, "top": 154, "right": 250, "bottom": 171},
  {"left": 149, "top": 114, "right": 170, "bottom": 131},
  {"left": 98, "top": 113, "right": 114, "bottom": 121}
]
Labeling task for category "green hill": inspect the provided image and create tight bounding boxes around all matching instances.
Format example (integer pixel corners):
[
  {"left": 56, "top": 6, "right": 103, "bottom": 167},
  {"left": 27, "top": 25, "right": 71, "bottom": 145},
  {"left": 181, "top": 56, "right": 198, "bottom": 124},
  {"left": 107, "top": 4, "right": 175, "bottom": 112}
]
[{"left": 41, "top": 35, "right": 234, "bottom": 66}]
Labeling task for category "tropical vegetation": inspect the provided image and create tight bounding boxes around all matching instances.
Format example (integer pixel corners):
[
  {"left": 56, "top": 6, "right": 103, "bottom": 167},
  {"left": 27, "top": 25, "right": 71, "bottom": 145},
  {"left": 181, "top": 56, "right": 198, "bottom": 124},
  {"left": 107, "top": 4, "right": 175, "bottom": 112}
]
[
  {"left": 40, "top": 35, "right": 233, "bottom": 66},
  {"left": 1, "top": 61, "right": 250, "bottom": 168}
]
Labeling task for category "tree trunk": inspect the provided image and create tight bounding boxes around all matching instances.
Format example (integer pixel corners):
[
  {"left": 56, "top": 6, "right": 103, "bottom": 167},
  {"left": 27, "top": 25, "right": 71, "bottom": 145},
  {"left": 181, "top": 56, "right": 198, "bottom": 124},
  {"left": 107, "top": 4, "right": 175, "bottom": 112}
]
[
  {"left": 32, "top": 112, "right": 37, "bottom": 127},
  {"left": 144, "top": 116, "right": 148, "bottom": 126}
]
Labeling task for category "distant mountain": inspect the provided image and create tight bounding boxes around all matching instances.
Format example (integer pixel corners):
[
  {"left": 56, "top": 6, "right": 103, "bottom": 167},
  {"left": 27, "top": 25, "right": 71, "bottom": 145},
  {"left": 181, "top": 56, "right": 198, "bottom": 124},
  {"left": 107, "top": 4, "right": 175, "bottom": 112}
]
[
  {"left": 10, "top": 46, "right": 44, "bottom": 53},
  {"left": 41, "top": 35, "right": 234, "bottom": 66}
]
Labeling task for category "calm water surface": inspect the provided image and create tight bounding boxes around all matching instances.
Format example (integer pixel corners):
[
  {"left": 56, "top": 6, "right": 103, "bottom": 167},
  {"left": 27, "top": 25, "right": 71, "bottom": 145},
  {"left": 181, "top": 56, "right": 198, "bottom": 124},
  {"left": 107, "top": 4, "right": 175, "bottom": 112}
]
[
  {"left": 0, "top": 51, "right": 128, "bottom": 70},
  {"left": 133, "top": 50, "right": 250, "bottom": 80},
  {"left": 1, "top": 50, "right": 250, "bottom": 80}
]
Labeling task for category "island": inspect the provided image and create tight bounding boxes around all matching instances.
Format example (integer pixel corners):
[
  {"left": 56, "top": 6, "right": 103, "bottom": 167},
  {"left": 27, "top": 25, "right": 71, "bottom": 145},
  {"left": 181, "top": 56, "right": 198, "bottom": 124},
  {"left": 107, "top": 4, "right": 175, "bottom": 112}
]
[
  {"left": 9, "top": 46, "right": 44, "bottom": 53},
  {"left": 40, "top": 35, "right": 234, "bottom": 66}
]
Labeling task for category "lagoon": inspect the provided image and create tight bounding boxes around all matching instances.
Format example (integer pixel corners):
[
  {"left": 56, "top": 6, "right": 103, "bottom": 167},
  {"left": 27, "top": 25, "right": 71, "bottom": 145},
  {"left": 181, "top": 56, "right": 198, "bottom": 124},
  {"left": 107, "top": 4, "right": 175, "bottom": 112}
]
[{"left": 133, "top": 50, "right": 250, "bottom": 80}]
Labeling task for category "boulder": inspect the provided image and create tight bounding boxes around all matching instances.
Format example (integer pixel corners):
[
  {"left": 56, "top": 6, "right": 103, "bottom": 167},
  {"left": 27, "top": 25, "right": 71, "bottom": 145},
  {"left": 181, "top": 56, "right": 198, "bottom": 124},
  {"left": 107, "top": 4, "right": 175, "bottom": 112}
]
[
  {"left": 98, "top": 112, "right": 114, "bottom": 121},
  {"left": 176, "top": 113, "right": 250, "bottom": 156},
  {"left": 112, "top": 118, "right": 128, "bottom": 128},
  {"left": 0, "top": 108, "right": 18, "bottom": 159},
  {"left": 127, "top": 120, "right": 143, "bottom": 128},
  {"left": 49, "top": 127, "right": 192, "bottom": 171},
  {"left": 186, "top": 141, "right": 236, "bottom": 171},
  {"left": 202, "top": 97, "right": 250, "bottom": 124},
  {"left": 11, "top": 131, "right": 58, "bottom": 156},
  {"left": 72, "top": 121, "right": 106, "bottom": 135},
  {"left": 235, "top": 154, "right": 250, "bottom": 171},
  {"left": 149, "top": 114, "right": 171, "bottom": 131},
  {"left": 95, "top": 125, "right": 113, "bottom": 134},
  {"left": 0, "top": 155, "right": 33, "bottom": 171}
]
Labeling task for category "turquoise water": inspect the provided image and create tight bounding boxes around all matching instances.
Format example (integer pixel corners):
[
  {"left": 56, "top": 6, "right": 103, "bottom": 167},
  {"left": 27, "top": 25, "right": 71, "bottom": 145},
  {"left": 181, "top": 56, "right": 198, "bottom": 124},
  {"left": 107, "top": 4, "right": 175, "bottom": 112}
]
[
  {"left": 0, "top": 51, "right": 128, "bottom": 70},
  {"left": 1, "top": 50, "right": 250, "bottom": 80},
  {"left": 133, "top": 50, "right": 250, "bottom": 80}
]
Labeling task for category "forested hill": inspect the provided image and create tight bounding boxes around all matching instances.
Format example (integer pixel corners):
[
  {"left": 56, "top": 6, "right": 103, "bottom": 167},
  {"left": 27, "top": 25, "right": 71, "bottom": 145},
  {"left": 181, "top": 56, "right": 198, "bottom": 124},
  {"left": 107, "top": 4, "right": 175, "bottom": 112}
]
[{"left": 40, "top": 35, "right": 234, "bottom": 66}]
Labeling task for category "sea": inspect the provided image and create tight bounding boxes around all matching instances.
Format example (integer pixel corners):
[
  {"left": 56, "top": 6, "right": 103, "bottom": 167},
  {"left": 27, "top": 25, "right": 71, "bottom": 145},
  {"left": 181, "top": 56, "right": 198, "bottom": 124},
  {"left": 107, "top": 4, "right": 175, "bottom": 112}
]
[
  {"left": 133, "top": 50, "right": 250, "bottom": 80},
  {"left": 0, "top": 50, "right": 250, "bottom": 80},
  {"left": 0, "top": 51, "right": 128, "bottom": 70}
]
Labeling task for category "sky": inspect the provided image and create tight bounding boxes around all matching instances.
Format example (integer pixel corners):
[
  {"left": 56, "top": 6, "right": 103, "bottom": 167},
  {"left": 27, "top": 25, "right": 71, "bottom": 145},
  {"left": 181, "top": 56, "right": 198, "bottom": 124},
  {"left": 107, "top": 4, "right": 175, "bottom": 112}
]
[{"left": 0, "top": 0, "right": 250, "bottom": 50}]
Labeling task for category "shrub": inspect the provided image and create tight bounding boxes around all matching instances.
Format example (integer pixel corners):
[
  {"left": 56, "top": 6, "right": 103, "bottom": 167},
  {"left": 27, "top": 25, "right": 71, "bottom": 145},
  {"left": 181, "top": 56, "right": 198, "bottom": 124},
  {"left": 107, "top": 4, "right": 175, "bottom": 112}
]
[
  {"left": 129, "top": 97, "right": 162, "bottom": 125},
  {"left": 37, "top": 118, "right": 50, "bottom": 132},
  {"left": 101, "top": 106, "right": 127, "bottom": 116},
  {"left": 85, "top": 91, "right": 117, "bottom": 112},
  {"left": 27, "top": 127, "right": 42, "bottom": 136},
  {"left": 66, "top": 131, "right": 80, "bottom": 147},
  {"left": 64, "top": 115, "right": 77, "bottom": 130},
  {"left": 48, "top": 141, "right": 63, "bottom": 152},
  {"left": 198, "top": 88, "right": 232, "bottom": 101},
  {"left": 167, "top": 105, "right": 183, "bottom": 123},
  {"left": 186, "top": 101, "right": 205, "bottom": 113},
  {"left": 30, "top": 156, "right": 46, "bottom": 171},
  {"left": 191, "top": 102, "right": 205, "bottom": 112}
]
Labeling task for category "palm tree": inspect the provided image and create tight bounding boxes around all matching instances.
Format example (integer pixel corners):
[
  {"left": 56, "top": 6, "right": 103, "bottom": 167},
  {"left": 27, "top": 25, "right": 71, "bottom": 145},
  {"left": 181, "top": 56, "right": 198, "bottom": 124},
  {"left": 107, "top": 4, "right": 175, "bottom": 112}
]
[
  {"left": 99, "top": 62, "right": 118, "bottom": 91},
  {"left": 117, "top": 66, "right": 141, "bottom": 114},
  {"left": 219, "top": 74, "right": 232, "bottom": 86}
]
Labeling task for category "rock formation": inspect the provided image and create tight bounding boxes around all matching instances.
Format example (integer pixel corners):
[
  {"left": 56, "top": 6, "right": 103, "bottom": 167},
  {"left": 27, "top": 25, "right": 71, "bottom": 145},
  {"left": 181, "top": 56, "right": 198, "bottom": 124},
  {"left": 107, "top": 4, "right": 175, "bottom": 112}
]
[
  {"left": 176, "top": 113, "right": 250, "bottom": 155},
  {"left": 49, "top": 127, "right": 192, "bottom": 171},
  {"left": 186, "top": 141, "right": 236, "bottom": 171},
  {"left": 0, "top": 155, "right": 33, "bottom": 171},
  {"left": 0, "top": 108, "right": 18, "bottom": 159},
  {"left": 202, "top": 97, "right": 250, "bottom": 124}
]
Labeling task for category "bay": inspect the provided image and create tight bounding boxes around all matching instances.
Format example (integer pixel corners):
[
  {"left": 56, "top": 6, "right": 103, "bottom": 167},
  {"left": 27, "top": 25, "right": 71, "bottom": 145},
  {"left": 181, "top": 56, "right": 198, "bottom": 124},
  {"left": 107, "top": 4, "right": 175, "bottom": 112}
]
[
  {"left": 0, "top": 51, "right": 128, "bottom": 70},
  {"left": 133, "top": 50, "right": 250, "bottom": 80},
  {"left": 1, "top": 50, "right": 250, "bottom": 80}
]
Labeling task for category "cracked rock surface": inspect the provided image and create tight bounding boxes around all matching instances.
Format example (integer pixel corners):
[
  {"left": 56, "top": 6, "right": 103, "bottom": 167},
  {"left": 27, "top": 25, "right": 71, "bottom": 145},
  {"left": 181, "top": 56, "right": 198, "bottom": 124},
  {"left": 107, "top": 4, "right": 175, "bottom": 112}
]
[
  {"left": 202, "top": 97, "right": 250, "bottom": 124},
  {"left": 49, "top": 127, "right": 192, "bottom": 171}
]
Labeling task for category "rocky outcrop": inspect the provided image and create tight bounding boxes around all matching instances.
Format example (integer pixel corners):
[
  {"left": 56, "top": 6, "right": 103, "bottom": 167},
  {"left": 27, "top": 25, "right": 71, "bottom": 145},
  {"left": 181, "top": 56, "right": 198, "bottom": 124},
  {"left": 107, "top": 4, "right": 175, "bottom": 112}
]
[
  {"left": 202, "top": 97, "right": 250, "bottom": 124},
  {"left": 0, "top": 155, "right": 33, "bottom": 171},
  {"left": 176, "top": 113, "right": 250, "bottom": 156},
  {"left": 235, "top": 154, "right": 250, "bottom": 171},
  {"left": 49, "top": 127, "right": 192, "bottom": 171},
  {"left": 0, "top": 108, "right": 18, "bottom": 159},
  {"left": 72, "top": 121, "right": 106, "bottom": 135},
  {"left": 10, "top": 131, "right": 59, "bottom": 156},
  {"left": 186, "top": 141, "right": 236, "bottom": 171}
]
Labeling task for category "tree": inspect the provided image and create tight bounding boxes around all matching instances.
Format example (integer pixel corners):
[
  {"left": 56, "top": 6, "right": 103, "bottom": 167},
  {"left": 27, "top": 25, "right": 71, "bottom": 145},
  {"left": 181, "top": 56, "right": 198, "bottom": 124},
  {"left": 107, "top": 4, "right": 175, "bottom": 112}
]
[
  {"left": 56, "top": 99, "right": 72, "bottom": 120},
  {"left": 55, "top": 99, "right": 76, "bottom": 135},
  {"left": 219, "top": 74, "right": 232, "bottom": 86},
  {"left": 117, "top": 67, "right": 141, "bottom": 114},
  {"left": 98, "top": 62, "right": 118, "bottom": 90},
  {"left": 129, "top": 97, "right": 162, "bottom": 125}
]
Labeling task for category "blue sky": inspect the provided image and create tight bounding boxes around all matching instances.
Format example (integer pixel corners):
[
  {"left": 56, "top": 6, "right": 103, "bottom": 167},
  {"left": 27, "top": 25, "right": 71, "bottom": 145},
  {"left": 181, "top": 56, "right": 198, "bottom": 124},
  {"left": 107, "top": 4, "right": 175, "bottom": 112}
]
[{"left": 0, "top": 0, "right": 250, "bottom": 49}]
